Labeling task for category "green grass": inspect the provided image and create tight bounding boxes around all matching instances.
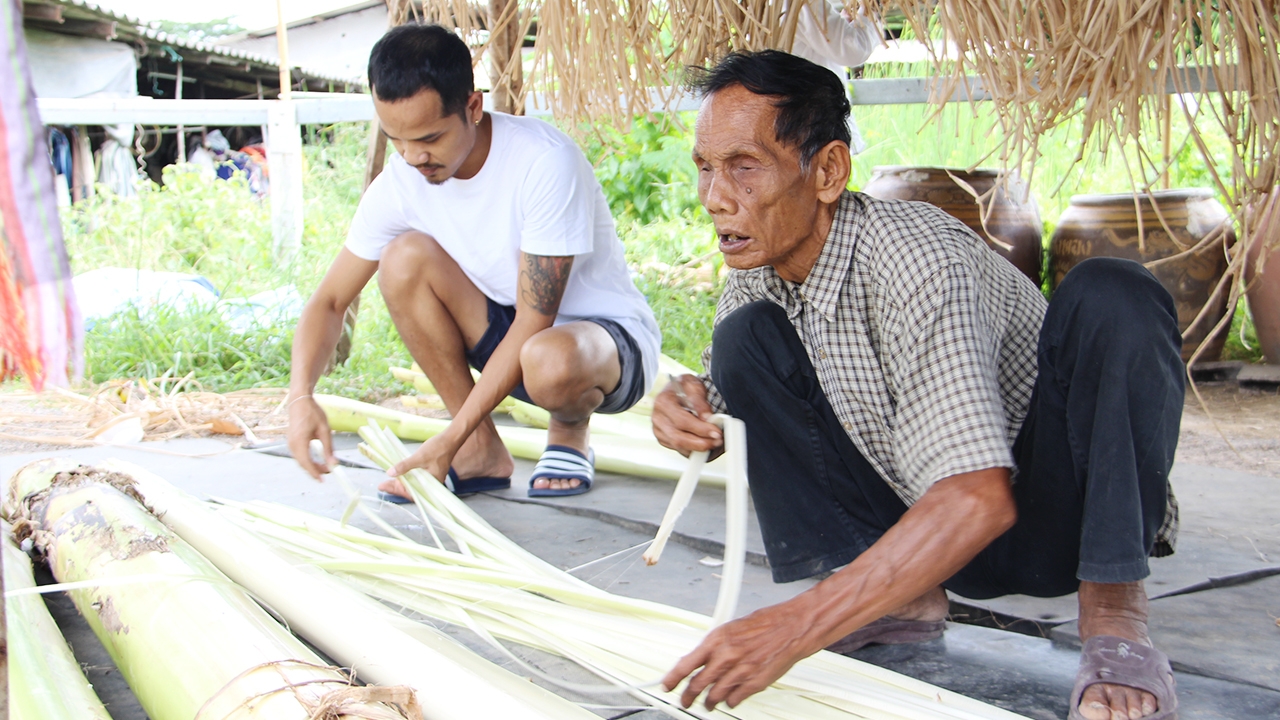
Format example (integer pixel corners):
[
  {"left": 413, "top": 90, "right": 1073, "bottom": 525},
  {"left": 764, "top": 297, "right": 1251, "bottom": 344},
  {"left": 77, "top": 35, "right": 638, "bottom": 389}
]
[
  {"left": 61, "top": 119, "right": 719, "bottom": 396},
  {"left": 58, "top": 97, "right": 1263, "bottom": 398},
  {"left": 63, "top": 123, "right": 413, "bottom": 399},
  {"left": 620, "top": 216, "right": 719, "bottom": 370}
]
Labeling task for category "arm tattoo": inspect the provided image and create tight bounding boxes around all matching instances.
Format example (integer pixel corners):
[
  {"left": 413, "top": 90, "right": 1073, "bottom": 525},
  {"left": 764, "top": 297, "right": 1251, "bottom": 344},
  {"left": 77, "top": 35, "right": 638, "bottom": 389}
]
[{"left": 520, "top": 254, "right": 574, "bottom": 316}]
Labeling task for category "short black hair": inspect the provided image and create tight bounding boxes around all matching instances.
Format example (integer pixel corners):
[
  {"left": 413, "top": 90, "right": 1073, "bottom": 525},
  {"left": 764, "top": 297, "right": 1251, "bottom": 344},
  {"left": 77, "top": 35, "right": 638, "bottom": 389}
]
[
  {"left": 368, "top": 24, "right": 474, "bottom": 118},
  {"left": 687, "top": 50, "right": 851, "bottom": 171}
]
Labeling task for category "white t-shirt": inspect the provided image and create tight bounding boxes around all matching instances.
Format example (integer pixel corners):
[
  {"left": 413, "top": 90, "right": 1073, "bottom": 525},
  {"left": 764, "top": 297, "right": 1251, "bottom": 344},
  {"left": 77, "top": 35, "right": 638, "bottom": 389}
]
[{"left": 346, "top": 112, "right": 661, "bottom": 393}]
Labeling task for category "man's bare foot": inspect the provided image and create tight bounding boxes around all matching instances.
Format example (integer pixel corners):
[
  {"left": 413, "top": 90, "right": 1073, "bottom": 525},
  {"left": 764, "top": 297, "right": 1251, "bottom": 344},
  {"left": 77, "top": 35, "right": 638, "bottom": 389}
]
[
  {"left": 530, "top": 417, "right": 591, "bottom": 492},
  {"left": 377, "top": 425, "right": 514, "bottom": 499},
  {"left": 1076, "top": 581, "right": 1161, "bottom": 720}
]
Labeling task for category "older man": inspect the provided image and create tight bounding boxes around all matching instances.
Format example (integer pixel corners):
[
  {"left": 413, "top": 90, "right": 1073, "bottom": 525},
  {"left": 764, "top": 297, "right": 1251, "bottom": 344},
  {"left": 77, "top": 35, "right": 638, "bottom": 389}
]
[{"left": 654, "top": 51, "right": 1183, "bottom": 720}]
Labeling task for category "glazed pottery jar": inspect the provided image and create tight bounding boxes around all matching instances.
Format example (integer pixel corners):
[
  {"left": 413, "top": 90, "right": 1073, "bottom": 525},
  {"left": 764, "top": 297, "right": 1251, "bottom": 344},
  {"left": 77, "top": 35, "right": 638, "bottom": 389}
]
[
  {"left": 862, "top": 166, "right": 1043, "bottom": 286},
  {"left": 1050, "top": 189, "right": 1235, "bottom": 363}
]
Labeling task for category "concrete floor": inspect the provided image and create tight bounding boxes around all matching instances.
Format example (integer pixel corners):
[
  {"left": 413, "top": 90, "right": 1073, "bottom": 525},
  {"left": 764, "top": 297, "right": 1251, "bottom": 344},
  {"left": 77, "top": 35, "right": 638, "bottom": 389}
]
[{"left": 4, "top": 435, "right": 1278, "bottom": 719}]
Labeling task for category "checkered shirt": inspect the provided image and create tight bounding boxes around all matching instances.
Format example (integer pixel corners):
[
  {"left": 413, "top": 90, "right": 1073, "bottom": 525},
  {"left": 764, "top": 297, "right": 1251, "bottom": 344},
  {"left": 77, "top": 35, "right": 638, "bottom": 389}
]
[{"left": 700, "top": 191, "right": 1179, "bottom": 553}]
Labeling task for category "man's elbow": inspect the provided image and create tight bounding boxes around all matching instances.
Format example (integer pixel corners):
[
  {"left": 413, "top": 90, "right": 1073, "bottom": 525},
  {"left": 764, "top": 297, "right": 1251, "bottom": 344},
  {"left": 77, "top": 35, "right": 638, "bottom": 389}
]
[
  {"left": 977, "top": 472, "right": 1018, "bottom": 537},
  {"left": 990, "top": 491, "right": 1018, "bottom": 536},
  {"left": 950, "top": 468, "right": 1018, "bottom": 540}
]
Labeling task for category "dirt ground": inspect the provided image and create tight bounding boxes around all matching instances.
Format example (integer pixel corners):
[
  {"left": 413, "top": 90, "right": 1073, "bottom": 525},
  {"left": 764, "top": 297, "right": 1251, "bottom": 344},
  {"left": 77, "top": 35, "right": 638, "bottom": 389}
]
[
  {"left": 1177, "top": 383, "right": 1280, "bottom": 478},
  {"left": 1, "top": 382, "right": 1277, "bottom": 477}
]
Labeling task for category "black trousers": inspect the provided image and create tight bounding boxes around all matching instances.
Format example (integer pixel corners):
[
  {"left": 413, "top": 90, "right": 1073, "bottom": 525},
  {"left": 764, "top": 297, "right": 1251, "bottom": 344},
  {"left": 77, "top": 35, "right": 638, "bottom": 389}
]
[{"left": 711, "top": 258, "right": 1185, "bottom": 596}]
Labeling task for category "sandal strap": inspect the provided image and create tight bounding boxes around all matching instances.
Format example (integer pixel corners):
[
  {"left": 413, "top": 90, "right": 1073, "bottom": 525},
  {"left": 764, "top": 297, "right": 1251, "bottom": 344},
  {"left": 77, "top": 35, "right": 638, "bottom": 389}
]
[
  {"left": 1069, "top": 635, "right": 1178, "bottom": 720},
  {"left": 530, "top": 445, "right": 594, "bottom": 483}
]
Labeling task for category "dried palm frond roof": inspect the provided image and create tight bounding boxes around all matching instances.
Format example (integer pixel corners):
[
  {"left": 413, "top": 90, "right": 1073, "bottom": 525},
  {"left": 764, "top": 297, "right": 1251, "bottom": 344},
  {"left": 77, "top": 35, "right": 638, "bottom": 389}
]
[
  {"left": 881, "top": 0, "right": 1280, "bottom": 364},
  {"left": 396, "top": 0, "right": 1276, "bottom": 360}
]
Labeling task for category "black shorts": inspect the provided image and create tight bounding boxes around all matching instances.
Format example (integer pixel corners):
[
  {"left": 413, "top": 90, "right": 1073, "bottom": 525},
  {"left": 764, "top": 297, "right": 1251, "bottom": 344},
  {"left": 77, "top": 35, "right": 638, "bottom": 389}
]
[{"left": 463, "top": 298, "right": 647, "bottom": 414}]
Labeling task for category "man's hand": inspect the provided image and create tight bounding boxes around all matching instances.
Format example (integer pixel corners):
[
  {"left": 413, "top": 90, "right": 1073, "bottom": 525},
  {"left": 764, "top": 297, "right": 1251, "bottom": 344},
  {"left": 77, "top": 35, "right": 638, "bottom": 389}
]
[
  {"left": 663, "top": 467, "right": 1019, "bottom": 710},
  {"left": 652, "top": 374, "right": 723, "bottom": 457},
  {"left": 387, "top": 432, "right": 463, "bottom": 488},
  {"left": 287, "top": 396, "right": 335, "bottom": 480},
  {"left": 662, "top": 601, "right": 819, "bottom": 710}
]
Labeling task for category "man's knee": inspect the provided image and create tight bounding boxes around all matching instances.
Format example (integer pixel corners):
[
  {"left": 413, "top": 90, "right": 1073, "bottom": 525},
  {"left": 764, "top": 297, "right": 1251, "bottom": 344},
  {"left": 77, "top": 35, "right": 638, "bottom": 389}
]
[
  {"left": 1054, "top": 258, "right": 1178, "bottom": 330},
  {"left": 1047, "top": 258, "right": 1182, "bottom": 355},
  {"left": 519, "top": 330, "right": 592, "bottom": 405},
  {"left": 711, "top": 301, "right": 800, "bottom": 393},
  {"left": 377, "top": 231, "right": 446, "bottom": 295}
]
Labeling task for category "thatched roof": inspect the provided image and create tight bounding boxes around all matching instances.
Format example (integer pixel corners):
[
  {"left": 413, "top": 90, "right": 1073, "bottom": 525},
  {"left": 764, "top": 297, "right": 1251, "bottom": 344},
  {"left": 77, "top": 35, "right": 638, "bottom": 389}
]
[{"left": 394, "top": 0, "right": 1278, "bottom": 359}]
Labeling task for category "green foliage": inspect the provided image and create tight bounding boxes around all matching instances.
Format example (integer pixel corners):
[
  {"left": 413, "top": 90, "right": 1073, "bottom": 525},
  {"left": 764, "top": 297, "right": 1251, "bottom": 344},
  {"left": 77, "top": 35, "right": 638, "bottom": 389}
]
[
  {"left": 620, "top": 217, "right": 721, "bottom": 371},
  {"left": 1221, "top": 299, "right": 1265, "bottom": 363},
  {"left": 582, "top": 115, "right": 702, "bottom": 224},
  {"left": 84, "top": 304, "right": 292, "bottom": 391},
  {"left": 65, "top": 168, "right": 273, "bottom": 295},
  {"left": 63, "top": 123, "right": 411, "bottom": 399},
  {"left": 146, "top": 17, "right": 244, "bottom": 43}
]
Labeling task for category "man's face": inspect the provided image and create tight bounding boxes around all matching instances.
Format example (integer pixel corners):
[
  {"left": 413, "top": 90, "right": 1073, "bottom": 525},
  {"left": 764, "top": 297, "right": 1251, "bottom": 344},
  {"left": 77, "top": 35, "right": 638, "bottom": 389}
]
[
  {"left": 692, "top": 84, "right": 825, "bottom": 279},
  {"left": 373, "top": 88, "right": 481, "bottom": 185}
]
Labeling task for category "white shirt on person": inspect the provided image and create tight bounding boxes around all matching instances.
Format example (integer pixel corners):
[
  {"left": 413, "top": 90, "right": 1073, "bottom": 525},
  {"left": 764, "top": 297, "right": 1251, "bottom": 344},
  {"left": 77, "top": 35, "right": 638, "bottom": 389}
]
[
  {"left": 791, "top": 2, "right": 882, "bottom": 154},
  {"left": 345, "top": 112, "right": 661, "bottom": 393}
]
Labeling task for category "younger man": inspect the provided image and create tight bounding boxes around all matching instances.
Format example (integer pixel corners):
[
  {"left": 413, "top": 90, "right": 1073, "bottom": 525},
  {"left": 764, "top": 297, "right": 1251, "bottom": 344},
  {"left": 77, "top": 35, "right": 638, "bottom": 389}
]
[{"left": 287, "top": 25, "right": 660, "bottom": 499}]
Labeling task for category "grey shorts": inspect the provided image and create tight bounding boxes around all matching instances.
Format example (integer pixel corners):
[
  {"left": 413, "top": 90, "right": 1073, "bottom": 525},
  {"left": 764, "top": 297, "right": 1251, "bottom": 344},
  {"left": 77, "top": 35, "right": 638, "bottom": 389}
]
[{"left": 463, "top": 298, "right": 646, "bottom": 414}]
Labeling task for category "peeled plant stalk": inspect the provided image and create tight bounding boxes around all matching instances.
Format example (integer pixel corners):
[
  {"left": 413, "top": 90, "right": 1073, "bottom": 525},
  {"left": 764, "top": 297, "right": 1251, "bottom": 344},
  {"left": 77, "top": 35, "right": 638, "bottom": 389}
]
[
  {"left": 217, "top": 423, "right": 1028, "bottom": 720},
  {"left": 643, "top": 414, "right": 748, "bottom": 627},
  {"left": 3, "top": 524, "right": 112, "bottom": 720},
  {"left": 113, "top": 458, "right": 600, "bottom": 720},
  {"left": 317, "top": 393, "right": 730, "bottom": 484},
  {"left": 5, "top": 458, "right": 417, "bottom": 720}
]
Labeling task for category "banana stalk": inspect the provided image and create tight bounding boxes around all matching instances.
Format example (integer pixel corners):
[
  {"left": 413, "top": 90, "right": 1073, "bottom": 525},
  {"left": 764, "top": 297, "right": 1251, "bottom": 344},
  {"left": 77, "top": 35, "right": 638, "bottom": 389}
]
[
  {"left": 6, "top": 459, "right": 416, "bottom": 720},
  {"left": 114, "top": 458, "right": 600, "bottom": 720},
  {"left": 3, "top": 524, "right": 112, "bottom": 720}
]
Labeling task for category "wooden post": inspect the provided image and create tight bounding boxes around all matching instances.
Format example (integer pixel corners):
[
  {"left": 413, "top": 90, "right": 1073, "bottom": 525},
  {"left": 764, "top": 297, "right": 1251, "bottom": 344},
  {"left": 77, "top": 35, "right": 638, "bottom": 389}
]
[
  {"left": 267, "top": 101, "right": 304, "bottom": 262},
  {"left": 268, "top": 0, "right": 302, "bottom": 263},
  {"left": 332, "top": 131, "right": 388, "bottom": 363},
  {"left": 175, "top": 60, "right": 186, "bottom": 162},
  {"left": 488, "top": 0, "right": 523, "bottom": 114},
  {"left": 333, "top": 8, "right": 399, "bottom": 367},
  {"left": 275, "top": 0, "right": 292, "bottom": 102},
  {"left": 257, "top": 78, "right": 268, "bottom": 148},
  {"left": 1160, "top": 95, "right": 1172, "bottom": 189}
]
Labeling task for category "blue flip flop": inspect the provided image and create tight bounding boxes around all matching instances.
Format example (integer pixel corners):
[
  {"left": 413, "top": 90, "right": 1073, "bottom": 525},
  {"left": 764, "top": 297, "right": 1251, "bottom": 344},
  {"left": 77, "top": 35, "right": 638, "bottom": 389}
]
[
  {"left": 378, "top": 467, "right": 511, "bottom": 503},
  {"left": 528, "top": 445, "right": 595, "bottom": 497}
]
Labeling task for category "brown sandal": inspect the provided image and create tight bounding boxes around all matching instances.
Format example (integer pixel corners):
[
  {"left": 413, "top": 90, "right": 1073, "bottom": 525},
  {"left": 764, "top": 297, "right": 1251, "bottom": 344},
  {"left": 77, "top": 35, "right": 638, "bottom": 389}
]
[
  {"left": 1068, "top": 635, "right": 1178, "bottom": 720},
  {"left": 824, "top": 616, "right": 947, "bottom": 655}
]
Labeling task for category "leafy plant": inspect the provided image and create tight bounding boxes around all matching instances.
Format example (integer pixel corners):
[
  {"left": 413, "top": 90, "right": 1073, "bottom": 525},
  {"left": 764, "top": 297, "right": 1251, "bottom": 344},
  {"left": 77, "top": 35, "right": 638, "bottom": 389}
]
[
  {"left": 620, "top": 217, "right": 721, "bottom": 370},
  {"left": 582, "top": 115, "right": 701, "bottom": 224}
]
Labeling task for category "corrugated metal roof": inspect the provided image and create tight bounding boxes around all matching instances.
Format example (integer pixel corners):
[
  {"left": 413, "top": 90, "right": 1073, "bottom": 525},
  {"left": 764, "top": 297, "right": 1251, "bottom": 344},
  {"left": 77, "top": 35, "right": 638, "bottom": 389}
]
[
  {"left": 231, "top": 0, "right": 385, "bottom": 40},
  {"left": 30, "top": 0, "right": 364, "bottom": 87}
]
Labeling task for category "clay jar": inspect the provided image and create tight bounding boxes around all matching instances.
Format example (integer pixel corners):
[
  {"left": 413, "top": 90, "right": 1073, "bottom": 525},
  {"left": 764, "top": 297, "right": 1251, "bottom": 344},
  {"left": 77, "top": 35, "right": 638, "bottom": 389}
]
[
  {"left": 862, "top": 166, "right": 1043, "bottom": 285},
  {"left": 1049, "top": 189, "right": 1235, "bottom": 364},
  {"left": 1245, "top": 189, "right": 1280, "bottom": 364}
]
